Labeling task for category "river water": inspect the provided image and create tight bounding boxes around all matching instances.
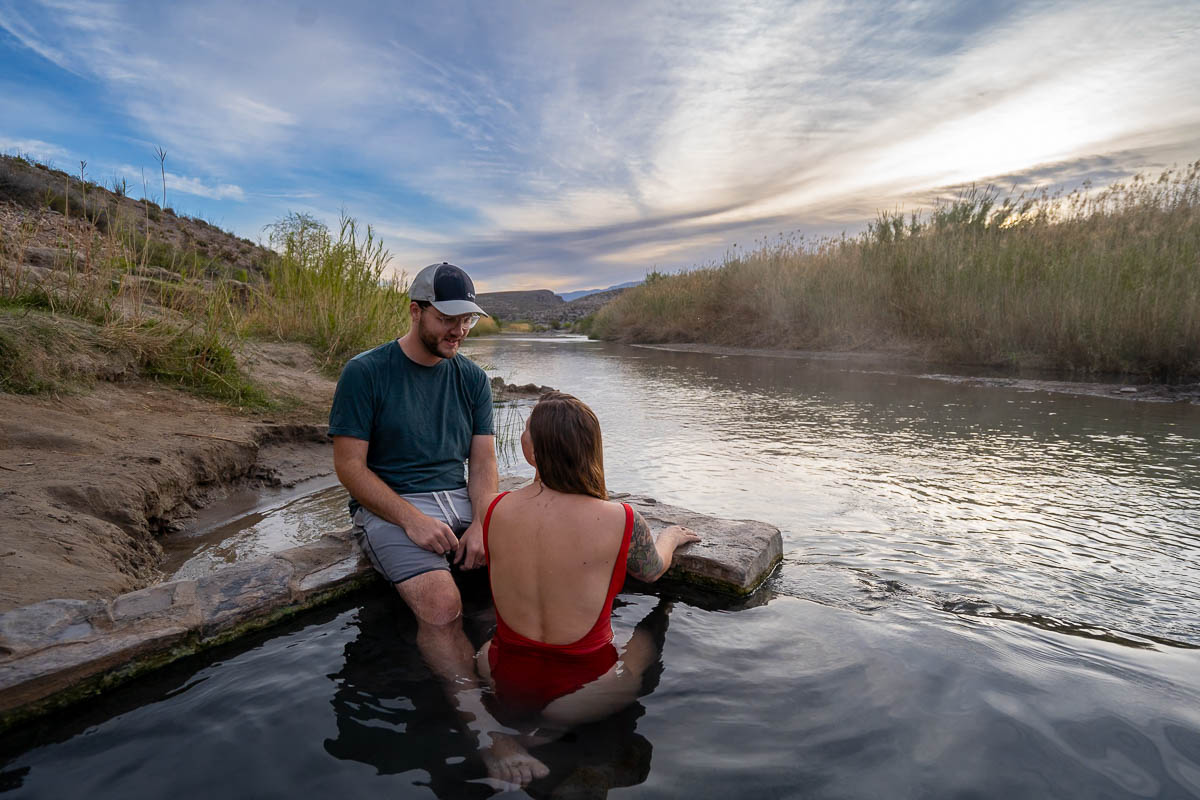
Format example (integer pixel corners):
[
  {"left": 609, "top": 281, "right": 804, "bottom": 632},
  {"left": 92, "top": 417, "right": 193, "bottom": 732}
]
[{"left": 3, "top": 336, "right": 1199, "bottom": 798}]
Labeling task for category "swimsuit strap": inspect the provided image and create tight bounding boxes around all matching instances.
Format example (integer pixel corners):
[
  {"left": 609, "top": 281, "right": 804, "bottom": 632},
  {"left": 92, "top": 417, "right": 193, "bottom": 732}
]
[
  {"left": 481, "top": 490, "right": 510, "bottom": 564},
  {"left": 603, "top": 503, "right": 635, "bottom": 606}
]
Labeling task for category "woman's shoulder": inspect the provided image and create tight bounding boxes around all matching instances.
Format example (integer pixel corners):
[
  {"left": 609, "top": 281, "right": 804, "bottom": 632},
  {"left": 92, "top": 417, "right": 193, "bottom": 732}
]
[
  {"left": 584, "top": 496, "right": 631, "bottom": 528},
  {"left": 508, "top": 487, "right": 627, "bottom": 520}
]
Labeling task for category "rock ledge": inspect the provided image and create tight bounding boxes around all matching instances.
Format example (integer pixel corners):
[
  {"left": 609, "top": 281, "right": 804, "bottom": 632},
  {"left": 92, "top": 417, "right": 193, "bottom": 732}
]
[{"left": 0, "top": 494, "right": 781, "bottom": 730}]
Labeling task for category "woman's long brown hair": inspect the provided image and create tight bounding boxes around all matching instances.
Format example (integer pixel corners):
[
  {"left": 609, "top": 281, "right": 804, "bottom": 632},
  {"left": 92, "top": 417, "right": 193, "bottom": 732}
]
[{"left": 528, "top": 391, "right": 607, "bottom": 499}]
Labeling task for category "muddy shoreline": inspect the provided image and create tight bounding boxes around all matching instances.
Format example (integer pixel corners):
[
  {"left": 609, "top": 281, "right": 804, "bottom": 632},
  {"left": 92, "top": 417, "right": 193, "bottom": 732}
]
[
  {"left": 632, "top": 343, "right": 1200, "bottom": 404},
  {"left": 0, "top": 342, "right": 337, "bottom": 612}
]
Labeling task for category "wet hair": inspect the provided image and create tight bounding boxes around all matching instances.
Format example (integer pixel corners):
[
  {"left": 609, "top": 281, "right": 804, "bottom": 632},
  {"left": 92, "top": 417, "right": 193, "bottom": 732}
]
[{"left": 528, "top": 391, "right": 607, "bottom": 500}]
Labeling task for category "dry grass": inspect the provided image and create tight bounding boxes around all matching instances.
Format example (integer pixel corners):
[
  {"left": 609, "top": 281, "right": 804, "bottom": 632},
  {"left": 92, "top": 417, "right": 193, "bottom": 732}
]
[
  {"left": 1, "top": 155, "right": 409, "bottom": 402},
  {"left": 468, "top": 315, "right": 501, "bottom": 336},
  {"left": 593, "top": 164, "right": 1200, "bottom": 378}
]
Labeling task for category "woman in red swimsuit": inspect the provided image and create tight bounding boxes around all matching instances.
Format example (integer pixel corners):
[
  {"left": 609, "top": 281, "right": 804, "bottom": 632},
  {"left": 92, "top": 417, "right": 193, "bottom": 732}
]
[{"left": 476, "top": 391, "right": 699, "bottom": 784}]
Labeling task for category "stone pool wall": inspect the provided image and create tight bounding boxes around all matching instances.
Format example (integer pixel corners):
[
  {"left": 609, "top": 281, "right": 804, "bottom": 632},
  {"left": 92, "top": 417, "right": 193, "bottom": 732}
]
[{"left": 0, "top": 492, "right": 781, "bottom": 731}]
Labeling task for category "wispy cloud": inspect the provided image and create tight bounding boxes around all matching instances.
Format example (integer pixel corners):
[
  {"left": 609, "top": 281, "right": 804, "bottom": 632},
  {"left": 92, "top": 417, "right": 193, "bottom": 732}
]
[
  {"left": 110, "top": 164, "right": 243, "bottom": 201},
  {"left": 2, "top": 0, "right": 1197, "bottom": 289},
  {"left": 164, "top": 172, "right": 246, "bottom": 202},
  {"left": 0, "top": 136, "right": 73, "bottom": 163}
]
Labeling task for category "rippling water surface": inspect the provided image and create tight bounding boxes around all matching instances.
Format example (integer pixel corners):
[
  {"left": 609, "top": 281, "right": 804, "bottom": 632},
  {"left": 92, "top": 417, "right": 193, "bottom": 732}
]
[{"left": 4, "top": 337, "right": 1199, "bottom": 798}]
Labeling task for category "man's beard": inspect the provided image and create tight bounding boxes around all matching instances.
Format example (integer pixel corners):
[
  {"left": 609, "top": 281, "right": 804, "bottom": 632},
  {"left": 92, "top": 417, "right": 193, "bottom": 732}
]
[{"left": 417, "top": 316, "right": 458, "bottom": 359}]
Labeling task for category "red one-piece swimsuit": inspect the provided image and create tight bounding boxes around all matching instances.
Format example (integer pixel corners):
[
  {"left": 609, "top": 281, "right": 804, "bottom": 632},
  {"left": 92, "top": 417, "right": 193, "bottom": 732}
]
[{"left": 482, "top": 491, "right": 633, "bottom": 717}]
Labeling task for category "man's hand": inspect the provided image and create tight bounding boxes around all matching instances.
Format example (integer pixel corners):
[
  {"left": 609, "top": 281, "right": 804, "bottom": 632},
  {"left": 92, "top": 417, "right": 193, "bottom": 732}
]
[
  {"left": 454, "top": 519, "right": 487, "bottom": 569},
  {"left": 405, "top": 512, "right": 459, "bottom": 555}
]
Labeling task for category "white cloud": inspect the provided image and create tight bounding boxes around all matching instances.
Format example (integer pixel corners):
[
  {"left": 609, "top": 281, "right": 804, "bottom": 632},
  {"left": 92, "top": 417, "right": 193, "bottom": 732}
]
[
  {"left": 0, "top": 137, "right": 73, "bottom": 163},
  {"left": 165, "top": 172, "right": 246, "bottom": 202},
  {"left": 4, "top": 0, "right": 1198, "bottom": 289},
  {"left": 0, "top": 3, "right": 76, "bottom": 73},
  {"left": 113, "top": 164, "right": 245, "bottom": 201}
]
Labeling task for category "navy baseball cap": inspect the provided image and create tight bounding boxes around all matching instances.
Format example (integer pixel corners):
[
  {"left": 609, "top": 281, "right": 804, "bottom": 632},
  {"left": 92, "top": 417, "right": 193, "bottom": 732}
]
[{"left": 409, "top": 262, "right": 488, "bottom": 316}]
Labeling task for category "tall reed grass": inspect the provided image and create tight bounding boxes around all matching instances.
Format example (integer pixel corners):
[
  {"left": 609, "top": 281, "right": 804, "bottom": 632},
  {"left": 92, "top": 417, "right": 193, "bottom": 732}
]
[
  {"left": 242, "top": 212, "right": 409, "bottom": 370},
  {"left": 593, "top": 164, "right": 1200, "bottom": 378}
]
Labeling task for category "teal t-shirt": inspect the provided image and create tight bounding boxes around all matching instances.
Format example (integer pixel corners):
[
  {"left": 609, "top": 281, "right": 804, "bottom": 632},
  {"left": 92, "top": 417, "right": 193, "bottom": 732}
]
[{"left": 328, "top": 341, "right": 494, "bottom": 507}]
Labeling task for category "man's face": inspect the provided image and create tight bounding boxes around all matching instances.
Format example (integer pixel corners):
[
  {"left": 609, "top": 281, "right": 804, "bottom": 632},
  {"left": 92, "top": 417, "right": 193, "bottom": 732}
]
[{"left": 416, "top": 306, "right": 477, "bottom": 359}]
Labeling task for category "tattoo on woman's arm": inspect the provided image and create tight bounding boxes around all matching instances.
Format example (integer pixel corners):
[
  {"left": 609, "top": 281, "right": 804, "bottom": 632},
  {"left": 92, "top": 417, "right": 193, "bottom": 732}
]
[{"left": 627, "top": 511, "right": 665, "bottom": 581}]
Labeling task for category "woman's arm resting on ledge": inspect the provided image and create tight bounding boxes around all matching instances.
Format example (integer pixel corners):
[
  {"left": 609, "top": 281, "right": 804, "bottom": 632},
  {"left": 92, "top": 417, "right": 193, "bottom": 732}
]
[{"left": 626, "top": 510, "right": 700, "bottom": 583}]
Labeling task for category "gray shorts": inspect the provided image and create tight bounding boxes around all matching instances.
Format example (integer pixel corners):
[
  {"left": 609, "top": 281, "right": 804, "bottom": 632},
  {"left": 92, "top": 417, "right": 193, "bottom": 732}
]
[{"left": 352, "top": 488, "right": 474, "bottom": 584}]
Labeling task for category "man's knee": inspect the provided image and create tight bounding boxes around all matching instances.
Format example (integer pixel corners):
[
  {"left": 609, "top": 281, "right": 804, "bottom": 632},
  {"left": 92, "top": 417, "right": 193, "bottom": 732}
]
[{"left": 397, "top": 571, "right": 462, "bottom": 626}]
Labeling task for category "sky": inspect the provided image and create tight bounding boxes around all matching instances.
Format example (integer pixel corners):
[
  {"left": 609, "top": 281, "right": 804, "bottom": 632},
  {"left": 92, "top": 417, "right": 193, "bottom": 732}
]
[{"left": 1, "top": 1, "right": 1198, "bottom": 293}]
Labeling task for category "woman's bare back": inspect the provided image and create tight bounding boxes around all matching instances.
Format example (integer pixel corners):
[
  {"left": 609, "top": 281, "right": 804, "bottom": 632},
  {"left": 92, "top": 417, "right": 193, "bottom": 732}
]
[{"left": 486, "top": 484, "right": 629, "bottom": 645}]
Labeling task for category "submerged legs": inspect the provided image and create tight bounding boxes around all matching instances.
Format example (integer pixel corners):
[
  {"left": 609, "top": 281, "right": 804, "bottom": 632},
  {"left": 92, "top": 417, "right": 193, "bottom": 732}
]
[{"left": 396, "top": 570, "right": 549, "bottom": 787}]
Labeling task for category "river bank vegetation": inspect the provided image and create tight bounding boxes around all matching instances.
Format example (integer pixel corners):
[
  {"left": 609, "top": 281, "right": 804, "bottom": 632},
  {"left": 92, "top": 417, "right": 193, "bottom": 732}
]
[
  {"left": 0, "top": 154, "right": 409, "bottom": 405},
  {"left": 592, "top": 164, "right": 1200, "bottom": 379}
]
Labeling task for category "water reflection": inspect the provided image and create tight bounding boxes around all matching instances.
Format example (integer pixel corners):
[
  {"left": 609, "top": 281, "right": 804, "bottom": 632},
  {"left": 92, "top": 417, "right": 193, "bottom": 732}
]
[
  {"left": 162, "top": 477, "right": 346, "bottom": 579},
  {"left": 4, "top": 581, "right": 1199, "bottom": 798},
  {"left": 469, "top": 337, "right": 1200, "bottom": 646},
  {"left": 5, "top": 336, "right": 1200, "bottom": 798},
  {"left": 324, "top": 584, "right": 672, "bottom": 798}
]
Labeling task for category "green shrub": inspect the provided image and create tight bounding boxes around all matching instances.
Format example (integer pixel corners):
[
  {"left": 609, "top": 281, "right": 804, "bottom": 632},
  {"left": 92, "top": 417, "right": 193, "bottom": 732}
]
[{"left": 243, "top": 212, "right": 410, "bottom": 371}]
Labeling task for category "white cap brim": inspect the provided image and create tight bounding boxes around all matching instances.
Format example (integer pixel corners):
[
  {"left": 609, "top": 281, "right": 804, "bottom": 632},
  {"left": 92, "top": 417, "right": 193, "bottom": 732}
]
[{"left": 431, "top": 299, "right": 488, "bottom": 316}]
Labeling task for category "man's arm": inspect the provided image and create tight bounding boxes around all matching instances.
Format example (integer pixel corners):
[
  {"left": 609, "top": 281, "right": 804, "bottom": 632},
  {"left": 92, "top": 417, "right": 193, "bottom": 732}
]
[
  {"left": 455, "top": 434, "right": 497, "bottom": 569},
  {"left": 332, "top": 436, "right": 459, "bottom": 555}
]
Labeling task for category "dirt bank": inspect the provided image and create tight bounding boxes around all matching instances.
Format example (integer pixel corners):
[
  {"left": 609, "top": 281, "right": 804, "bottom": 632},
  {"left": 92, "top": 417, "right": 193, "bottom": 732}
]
[
  {"left": 0, "top": 342, "right": 337, "bottom": 611},
  {"left": 632, "top": 343, "right": 1200, "bottom": 405}
]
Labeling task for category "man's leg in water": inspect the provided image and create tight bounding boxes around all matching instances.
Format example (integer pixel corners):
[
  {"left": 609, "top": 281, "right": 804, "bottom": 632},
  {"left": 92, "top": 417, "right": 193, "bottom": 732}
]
[{"left": 397, "top": 570, "right": 549, "bottom": 786}]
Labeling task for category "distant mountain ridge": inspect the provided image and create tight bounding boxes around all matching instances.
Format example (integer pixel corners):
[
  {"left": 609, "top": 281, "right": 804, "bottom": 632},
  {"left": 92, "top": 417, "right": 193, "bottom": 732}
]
[
  {"left": 476, "top": 285, "right": 633, "bottom": 325},
  {"left": 557, "top": 280, "right": 642, "bottom": 302},
  {"left": 556, "top": 283, "right": 643, "bottom": 304}
]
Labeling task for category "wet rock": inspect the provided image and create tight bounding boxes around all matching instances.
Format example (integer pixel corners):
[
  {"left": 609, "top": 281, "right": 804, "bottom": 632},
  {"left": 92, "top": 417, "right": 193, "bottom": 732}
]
[
  {"left": 295, "top": 555, "right": 363, "bottom": 593},
  {"left": 0, "top": 599, "right": 109, "bottom": 654},
  {"left": 490, "top": 376, "right": 556, "bottom": 398},
  {"left": 276, "top": 532, "right": 367, "bottom": 593},
  {"left": 617, "top": 494, "right": 783, "bottom": 596},
  {"left": 0, "top": 491, "right": 778, "bottom": 729},
  {"left": 110, "top": 582, "right": 190, "bottom": 623},
  {"left": 0, "top": 531, "right": 373, "bottom": 730},
  {"left": 0, "top": 626, "right": 193, "bottom": 715},
  {"left": 193, "top": 558, "right": 297, "bottom": 636}
]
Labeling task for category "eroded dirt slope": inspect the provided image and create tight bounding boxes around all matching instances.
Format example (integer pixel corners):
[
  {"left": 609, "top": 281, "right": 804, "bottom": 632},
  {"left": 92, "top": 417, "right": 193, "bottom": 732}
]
[{"left": 0, "top": 342, "right": 336, "bottom": 611}]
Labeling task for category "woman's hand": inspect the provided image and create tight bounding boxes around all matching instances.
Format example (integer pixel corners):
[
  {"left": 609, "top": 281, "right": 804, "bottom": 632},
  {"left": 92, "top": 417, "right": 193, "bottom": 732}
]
[
  {"left": 661, "top": 525, "right": 700, "bottom": 550},
  {"left": 628, "top": 515, "right": 700, "bottom": 583}
]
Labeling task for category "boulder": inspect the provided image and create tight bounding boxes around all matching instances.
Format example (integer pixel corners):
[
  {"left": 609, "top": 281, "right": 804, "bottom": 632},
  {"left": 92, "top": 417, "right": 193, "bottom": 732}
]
[
  {"left": 617, "top": 494, "right": 782, "bottom": 597},
  {"left": 490, "top": 376, "right": 556, "bottom": 399}
]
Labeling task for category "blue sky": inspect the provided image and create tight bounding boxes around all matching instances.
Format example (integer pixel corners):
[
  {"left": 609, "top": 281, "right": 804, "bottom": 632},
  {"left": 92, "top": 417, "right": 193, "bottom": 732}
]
[{"left": 2, "top": 1, "right": 1198, "bottom": 293}]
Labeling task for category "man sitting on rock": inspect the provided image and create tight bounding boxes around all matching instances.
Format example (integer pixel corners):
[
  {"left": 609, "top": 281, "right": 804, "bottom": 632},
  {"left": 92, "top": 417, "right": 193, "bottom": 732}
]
[{"left": 329, "top": 261, "right": 546, "bottom": 784}]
